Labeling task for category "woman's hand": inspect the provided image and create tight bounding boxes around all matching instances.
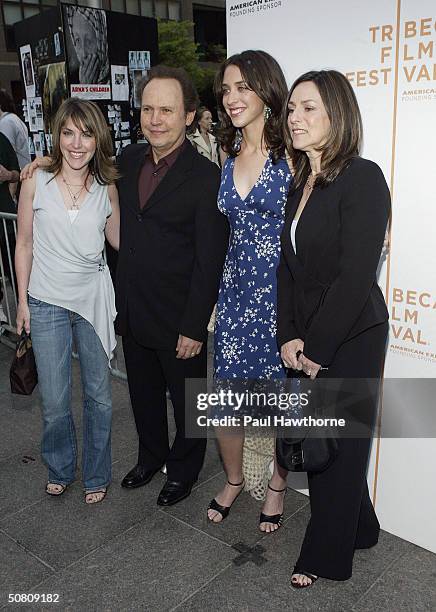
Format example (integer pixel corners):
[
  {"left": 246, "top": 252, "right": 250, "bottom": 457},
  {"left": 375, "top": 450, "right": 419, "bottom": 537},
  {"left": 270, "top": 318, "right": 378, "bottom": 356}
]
[
  {"left": 20, "top": 156, "right": 51, "bottom": 180},
  {"left": 16, "top": 301, "right": 30, "bottom": 335},
  {"left": 281, "top": 338, "right": 304, "bottom": 370},
  {"left": 298, "top": 353, "right": 321, "bottom": 380}
]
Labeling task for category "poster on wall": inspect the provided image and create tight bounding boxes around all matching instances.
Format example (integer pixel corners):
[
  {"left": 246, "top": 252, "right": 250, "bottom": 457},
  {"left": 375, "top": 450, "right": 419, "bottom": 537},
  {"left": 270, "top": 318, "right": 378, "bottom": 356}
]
[
  {"left": 27, "top": 97, "right": 44, "bottom": 133},
  {"left": 38, "top": 62, "right": 68, "bottom": 132},
  {"left": 111, "top": 65, "right": 129, "bottom": 101},
  {"left": 107, "top": 104, "right": 122, "bottom": 125},
  {"left": 70, "top": 84, "right": 111, "bottom": 100},
  {"left": 28, "top": 136, "right": 35, "bottom": 156},
  {"left": 54, "top": 32, "right": 62, "bottom": 58},
  {"left": 22, "top": 99, "right": 28, "bottom": 123},
  {"left": 20, "top": 44, "right": 36, "bottom": 98},
  {"left": 128, "top": 51, "right": 150, "bottom": 70},
  {"left": 114, "top": 121, "right": 130, "bottom": 139},
  {"left": 130, "top": 69, "right": 148, "bottom": 109},
  {"left": 63, "top": 5, "right": 110, "bottom": 99},
  {"left": 33, "top": 133, "right": 44, "bottom": 157},
  {"left": 115, "top": 139, "right": 131, "bottom": 156},
  {"left": 128, "top": 50, "right": 150, "bottom": 108},
  {"left": 34, "top": 38, "right": 49, "bottom": 62},
  {"left": 44, "top": 133, "right": 52, "bottom": 154}
]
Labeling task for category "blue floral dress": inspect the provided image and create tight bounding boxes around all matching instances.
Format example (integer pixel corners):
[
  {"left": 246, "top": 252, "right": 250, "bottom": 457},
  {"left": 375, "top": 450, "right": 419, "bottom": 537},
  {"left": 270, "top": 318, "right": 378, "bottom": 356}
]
[{"left": 214, "top": 154, "right": 292, "bottom": 379}]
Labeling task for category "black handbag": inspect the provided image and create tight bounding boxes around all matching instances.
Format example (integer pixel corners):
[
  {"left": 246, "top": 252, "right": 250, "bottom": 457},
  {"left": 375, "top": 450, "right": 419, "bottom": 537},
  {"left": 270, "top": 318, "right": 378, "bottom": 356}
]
[
  {"left": 276, "top": 377, "right": 338, "bottom": 473},
  {"left": 276, "top": 434, "right": 338, "bottom": 473},
  {"left": 10, "top": 331, "right": 38, "bottom": 395}
]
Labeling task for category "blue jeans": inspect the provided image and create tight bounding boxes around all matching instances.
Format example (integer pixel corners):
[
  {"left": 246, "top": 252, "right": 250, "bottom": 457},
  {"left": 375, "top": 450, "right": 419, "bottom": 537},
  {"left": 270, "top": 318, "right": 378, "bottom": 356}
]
[{"left": 28, "top": 296, "right": 112, "bottom": 491}]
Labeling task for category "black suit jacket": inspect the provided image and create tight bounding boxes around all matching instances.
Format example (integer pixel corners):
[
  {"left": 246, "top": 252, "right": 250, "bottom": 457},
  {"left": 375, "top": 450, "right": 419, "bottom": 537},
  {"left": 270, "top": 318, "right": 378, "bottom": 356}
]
[
  {"left": 115, "top": 141, "right": 229, "bottom": 349},
  {"left": 277, "top": 157, "right": 390, "bottom": 366}
]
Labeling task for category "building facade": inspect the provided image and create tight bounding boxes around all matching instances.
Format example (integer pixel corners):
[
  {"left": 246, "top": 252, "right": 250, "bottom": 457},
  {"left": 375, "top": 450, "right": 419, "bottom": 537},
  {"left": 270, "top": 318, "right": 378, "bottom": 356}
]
[{"left": 0, "top": 0, "right": 225, "bottom": 101}]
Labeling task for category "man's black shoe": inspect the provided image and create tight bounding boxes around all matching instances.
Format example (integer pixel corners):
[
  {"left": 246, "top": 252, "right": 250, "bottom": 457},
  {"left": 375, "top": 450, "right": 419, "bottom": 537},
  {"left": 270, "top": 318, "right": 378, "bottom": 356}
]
[
  {"left": 121, "top": 465, "right": 159, "bottom": 489},
  {"left": 157, "top": 479, "right": 194, "bottom": 506}
]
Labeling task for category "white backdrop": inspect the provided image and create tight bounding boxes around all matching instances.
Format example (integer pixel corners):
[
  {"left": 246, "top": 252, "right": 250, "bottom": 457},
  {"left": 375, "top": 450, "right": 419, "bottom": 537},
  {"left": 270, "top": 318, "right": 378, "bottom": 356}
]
[{"left": 227, "top": 0, "right": 436, "bottom": 552}]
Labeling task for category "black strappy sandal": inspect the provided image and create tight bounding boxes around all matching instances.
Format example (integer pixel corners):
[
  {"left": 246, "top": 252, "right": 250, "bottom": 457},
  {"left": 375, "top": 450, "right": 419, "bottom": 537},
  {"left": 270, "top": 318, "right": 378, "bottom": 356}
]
[
  {"left": 259, "top": 483, "right": 286, "bottom": 531},
  {"left": 207, "top": 479, "right": 244, "bottom": 522},
  {"left": 290, "top": 567, "right": 319, "bottom": 589}
]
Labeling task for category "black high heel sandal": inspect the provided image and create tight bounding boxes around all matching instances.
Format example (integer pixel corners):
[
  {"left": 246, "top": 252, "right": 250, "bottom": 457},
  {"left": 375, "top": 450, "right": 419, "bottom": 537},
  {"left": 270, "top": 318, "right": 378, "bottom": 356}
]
[
  {"left": 207, "top": 479, "right": 244, "bottom": 522},
  {"left": 259, "top": 483, "right": 287, "bottom": 531}
]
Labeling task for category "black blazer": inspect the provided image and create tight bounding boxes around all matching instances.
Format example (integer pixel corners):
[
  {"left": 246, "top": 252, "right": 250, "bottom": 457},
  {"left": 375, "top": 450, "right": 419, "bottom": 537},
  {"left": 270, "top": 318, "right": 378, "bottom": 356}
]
[
  {"left": 115, "top": 141, "right": 229, "bottom": 349},
  {"left": 277, "top": 157, "right": 390, "bottom": 366}
]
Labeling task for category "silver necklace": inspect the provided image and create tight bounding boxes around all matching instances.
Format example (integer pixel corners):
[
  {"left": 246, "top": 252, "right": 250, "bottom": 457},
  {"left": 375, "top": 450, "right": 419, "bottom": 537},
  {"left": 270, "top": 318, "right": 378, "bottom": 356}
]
[{"left": 62, "top": 173, "right": 88, "bottom": 210}]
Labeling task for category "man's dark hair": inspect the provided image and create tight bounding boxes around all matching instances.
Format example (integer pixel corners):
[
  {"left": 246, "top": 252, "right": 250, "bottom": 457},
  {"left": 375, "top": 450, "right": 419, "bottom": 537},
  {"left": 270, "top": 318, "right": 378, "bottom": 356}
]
[
  {"left": 139, "top": 65, "right": 199, "bottom": 114},
  {"left": 0, "top": 89, "right": 16, "bottom": 114}
]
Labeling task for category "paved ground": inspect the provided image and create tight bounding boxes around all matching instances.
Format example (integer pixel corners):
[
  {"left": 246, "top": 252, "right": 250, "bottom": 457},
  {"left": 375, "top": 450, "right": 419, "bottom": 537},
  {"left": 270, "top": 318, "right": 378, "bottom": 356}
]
[{"left": 0, "top": 338, "right": 435, "bottom": 612}]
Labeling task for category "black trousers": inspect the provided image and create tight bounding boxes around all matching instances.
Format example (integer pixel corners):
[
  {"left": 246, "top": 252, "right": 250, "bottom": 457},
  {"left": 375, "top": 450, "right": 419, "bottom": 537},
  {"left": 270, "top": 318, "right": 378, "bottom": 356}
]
[
  {"left": 122, "top": 327, "right": 207, "bottom": 482},
  {"left": 293, "top": 321, "right": 388, "bottom": 581}
]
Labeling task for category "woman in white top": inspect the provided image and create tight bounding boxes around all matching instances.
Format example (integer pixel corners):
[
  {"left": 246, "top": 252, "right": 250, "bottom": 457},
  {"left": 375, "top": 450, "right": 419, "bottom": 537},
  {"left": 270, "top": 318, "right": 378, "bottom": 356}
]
[
  {"left": 15, "top": 98, "right": 120, "bottom": 504},
  {"left": 188, "top": 107, "right": 220, "bottom": 166},
  {"left": 0, "top": 89, "right": 31, "bottom": 170}
]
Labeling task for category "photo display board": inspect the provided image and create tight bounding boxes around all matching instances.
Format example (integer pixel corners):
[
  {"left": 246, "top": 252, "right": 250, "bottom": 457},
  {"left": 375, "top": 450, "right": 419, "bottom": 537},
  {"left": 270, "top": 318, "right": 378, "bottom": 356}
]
[{"left": 14, "top": 4, "right": 158, "bottom": 157}]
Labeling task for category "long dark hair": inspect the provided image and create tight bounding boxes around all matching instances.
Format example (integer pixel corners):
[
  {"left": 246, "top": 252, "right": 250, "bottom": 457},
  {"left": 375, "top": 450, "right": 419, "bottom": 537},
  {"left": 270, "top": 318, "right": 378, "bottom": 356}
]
[
  {"left": 46, "top": 98, "right": 118, "bottom": 185},
  {"left": 214, "top": 50, "right": 288, "bottom": 162},
  {"left": 188, "top": 106, "right": 211, "bottom": 135},
  {"left": 284, "top": 70, "right": 363, "bottom": 188}
]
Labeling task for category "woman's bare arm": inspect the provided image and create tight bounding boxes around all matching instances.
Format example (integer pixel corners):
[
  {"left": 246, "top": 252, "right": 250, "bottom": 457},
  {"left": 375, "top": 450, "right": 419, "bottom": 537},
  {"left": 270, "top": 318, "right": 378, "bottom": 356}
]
[
  {"left": 15, "top": 174, "right": 36, "bottom": 333},
  {"left": 104, "top": 183, "right": 120, "bottom": 251}
]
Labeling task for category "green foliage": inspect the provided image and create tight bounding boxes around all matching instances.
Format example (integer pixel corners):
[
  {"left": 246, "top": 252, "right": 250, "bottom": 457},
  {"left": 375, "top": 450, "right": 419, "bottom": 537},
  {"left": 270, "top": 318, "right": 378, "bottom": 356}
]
[
  {"left": 157, "top": 19, "right": 219, "bottom": 103},
  {"left": 199, "top": 43, "right": 227, "bottom": 63},
  {"left": 158, "top": 20, "right": 202, "bottom": 84}
]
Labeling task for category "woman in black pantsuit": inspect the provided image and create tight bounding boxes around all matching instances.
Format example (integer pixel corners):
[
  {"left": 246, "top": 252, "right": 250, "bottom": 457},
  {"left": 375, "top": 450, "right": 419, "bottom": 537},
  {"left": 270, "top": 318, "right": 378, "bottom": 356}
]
[{"left": 277, "top": 70, "right": 391, "bottom": 586}]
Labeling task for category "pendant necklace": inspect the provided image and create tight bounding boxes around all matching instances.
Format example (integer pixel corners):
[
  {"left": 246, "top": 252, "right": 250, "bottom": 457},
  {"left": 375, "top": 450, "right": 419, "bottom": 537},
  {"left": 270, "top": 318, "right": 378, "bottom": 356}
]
[{"left": 62, "top": 171, "right": 89, "bottom": 210}]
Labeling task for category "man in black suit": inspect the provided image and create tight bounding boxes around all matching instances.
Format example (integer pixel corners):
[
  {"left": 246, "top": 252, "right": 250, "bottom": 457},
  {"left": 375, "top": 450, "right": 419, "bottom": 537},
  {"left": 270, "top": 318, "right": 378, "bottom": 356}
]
[{"left": 116, "top": 66, "right": 228, "bottom": 505}]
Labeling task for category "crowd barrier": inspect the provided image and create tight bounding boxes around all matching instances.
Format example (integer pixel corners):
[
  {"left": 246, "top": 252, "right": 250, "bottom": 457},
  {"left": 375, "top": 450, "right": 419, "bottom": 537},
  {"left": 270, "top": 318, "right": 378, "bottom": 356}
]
[{"left": 0, "top": 211, "right": 127, "bottom": 380}]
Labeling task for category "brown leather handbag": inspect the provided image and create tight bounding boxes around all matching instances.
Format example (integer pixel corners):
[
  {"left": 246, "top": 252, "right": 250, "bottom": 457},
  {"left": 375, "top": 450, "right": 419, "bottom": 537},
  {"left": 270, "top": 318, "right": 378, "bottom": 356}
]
[{"left": 10, "top": 331, "right": 38, "bottom": 395}]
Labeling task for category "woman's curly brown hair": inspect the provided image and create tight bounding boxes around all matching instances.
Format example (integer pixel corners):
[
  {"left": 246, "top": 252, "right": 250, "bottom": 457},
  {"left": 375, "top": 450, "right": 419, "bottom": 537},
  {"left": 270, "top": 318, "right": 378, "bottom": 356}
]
[{"left": 214, "top": 50, "right": 288, "bottom": 162}]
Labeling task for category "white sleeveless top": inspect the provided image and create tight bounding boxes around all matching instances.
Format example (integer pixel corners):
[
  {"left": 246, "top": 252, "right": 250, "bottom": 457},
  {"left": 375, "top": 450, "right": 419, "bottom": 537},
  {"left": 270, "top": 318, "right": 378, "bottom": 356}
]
[
  {"left": 28, "top": 170, "right": 117, "bottom": 360},
  {"left": 290, "top": 218, "right": 298, "bottom": 253}
]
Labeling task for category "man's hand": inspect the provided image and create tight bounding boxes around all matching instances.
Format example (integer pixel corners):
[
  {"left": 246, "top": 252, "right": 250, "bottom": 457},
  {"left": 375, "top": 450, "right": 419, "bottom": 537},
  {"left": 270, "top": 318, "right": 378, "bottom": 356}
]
[
  {"left": 297, "top": 353, "right": 321, "bottom": 380},
  {"left": 0, "top": 164, "right": 13, "bottom": 183},
  {"left": 176, "top": 335, "right": 203, "bottom": 359},
  {"left": 281, "top": 338, "right": 304, "bottom": 370},
  {"left": 20, "top": 156, "right": 51, "bottom": 180}
]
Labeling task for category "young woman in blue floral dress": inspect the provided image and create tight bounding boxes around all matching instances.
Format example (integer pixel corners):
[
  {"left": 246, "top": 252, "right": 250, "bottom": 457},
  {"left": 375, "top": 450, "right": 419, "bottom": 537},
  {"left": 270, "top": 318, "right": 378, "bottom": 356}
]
[{"left": 208, "top": 50, "right": 293, "bottom": 531}]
